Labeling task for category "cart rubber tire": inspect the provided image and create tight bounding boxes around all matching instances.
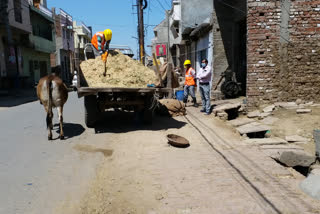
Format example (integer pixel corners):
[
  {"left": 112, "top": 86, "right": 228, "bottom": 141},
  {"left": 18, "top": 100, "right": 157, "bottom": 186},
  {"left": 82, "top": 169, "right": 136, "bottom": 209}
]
[{"left": 84, "top": 95, "right": 98, "bottom": 128}]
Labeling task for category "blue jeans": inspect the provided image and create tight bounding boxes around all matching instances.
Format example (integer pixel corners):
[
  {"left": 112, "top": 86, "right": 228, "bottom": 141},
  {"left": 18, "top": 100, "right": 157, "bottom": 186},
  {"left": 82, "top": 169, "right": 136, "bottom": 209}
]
[
  {"left": 183, "top": 85, "right": 196, "bottom": 103},
  {"left": 199, "top": 83, "right": 211, "bottom": 113}
]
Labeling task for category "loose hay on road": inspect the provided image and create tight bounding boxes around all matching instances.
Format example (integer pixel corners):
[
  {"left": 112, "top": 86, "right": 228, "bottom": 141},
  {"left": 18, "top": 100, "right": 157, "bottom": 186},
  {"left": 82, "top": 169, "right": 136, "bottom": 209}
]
[{"left": 80, "top": 50, "right": 158, "bottom": 88}]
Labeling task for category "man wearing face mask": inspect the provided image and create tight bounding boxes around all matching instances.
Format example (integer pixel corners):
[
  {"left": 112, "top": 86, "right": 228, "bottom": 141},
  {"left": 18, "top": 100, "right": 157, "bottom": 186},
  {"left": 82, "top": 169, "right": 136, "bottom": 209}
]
[
  {"left": 183, "top": 60, "right": 198, "bottom": 107},
  {"left": 197, "top": 59, "right": 212, "bottom": 115}
]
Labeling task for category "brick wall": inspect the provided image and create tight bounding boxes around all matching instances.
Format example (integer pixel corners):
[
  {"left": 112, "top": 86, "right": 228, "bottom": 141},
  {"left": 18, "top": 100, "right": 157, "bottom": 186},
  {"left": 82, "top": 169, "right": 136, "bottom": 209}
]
[{"left": 247, "top": 0, "right": 320, "bottom": 107}]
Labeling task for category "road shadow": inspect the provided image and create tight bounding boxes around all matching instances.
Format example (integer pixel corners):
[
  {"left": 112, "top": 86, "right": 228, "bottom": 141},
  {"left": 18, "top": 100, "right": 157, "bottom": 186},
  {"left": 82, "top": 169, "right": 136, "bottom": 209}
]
[
  {"left": 0, "top": 92, "right": 37, "bottom": 108},
  {"left": 54, "top": 123, "right": 85, "bottom": 140},
  {"left": 94, "top": 111, "right": 187, "bottom": 134}
]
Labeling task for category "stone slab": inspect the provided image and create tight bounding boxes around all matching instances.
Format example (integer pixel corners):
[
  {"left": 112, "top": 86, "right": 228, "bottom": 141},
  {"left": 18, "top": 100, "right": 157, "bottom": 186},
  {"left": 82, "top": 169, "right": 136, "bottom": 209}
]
[
  {"left": 247, "top": 110, "right": 260, "bottom": 118},
  {"left": 213, "top": 102, "right": 241, "bottom": 113},
  {"left": 228, "top": 118, "right": 255, "bottom": 127},
  {"left": 260, "top": 144, "right": 304, "bottom": 158},
  {"left": 274, "top": 150, "right": 316, "bottom": 167},
  {"left": 260, "top": 144, "right": 304, "bottom": 150},
  {"left": 311, "top": 104, "right": 320, "bottom": 107},
  {"left": 236, "top": 122, "right": 271, "bottom": 135},
  {"left": 243, "top": 137, "right": 287, "bottom": 145},
  {"left": 296, "top": 109, "right": 312, "bottom": 114},
  {"left": 263, "top": 105, "right": 275, "bottom": 113},
  {"left": 260, "top": 116, "right": 279, "bottom": 125},
  {"left": 285, "top": 135, "right": 309, "bottom": 143},
  {"left": 300, "top": 174, "right": 320, "bottom": 200},
  {"left": 259, "top": 112, "right": 272, "bottom": 119},
  {"left": 275, "top": 102, "right": 298, "bottom": 109}
]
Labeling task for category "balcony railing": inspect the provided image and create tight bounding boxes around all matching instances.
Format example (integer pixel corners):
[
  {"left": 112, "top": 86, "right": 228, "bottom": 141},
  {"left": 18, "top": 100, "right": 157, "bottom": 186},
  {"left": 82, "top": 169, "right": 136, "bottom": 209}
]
[
  {"left": 29, "top": 35, "right": 56, "bottom": 53},
  {"left": 60, "top": 8, "right": 73, "bottom": 22},
  {"left": 81, "top": 22, "right": 91, "bottom": 34},
  {"left": 39, "top": 5, "right": 52, "bottom": 18}
]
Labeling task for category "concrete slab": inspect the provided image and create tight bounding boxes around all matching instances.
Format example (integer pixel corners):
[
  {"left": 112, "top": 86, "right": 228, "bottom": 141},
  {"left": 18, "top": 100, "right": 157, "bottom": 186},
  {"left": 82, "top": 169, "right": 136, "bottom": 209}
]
[
  {"left": 260, "top": 116, "right": 279, "bottom": 125},
  {"left": 247, "top": 110, "right": 260, "bottom": 118},
  {"left": 260, "top": 144, "right": 304, "bottom": 158},
  {"left": 285, "top": 135, "right": 309, "bottom": 143},
  {"left": 296, "top": 109, "right": 312, "bottom": 114},
  {"left": 213, "top": 102, "right": 241, "bottom": 113},
  {"left": 236, "top": 122, "right": 271, "bottom": 135},
  {"left": 306, "top": 101, "right": 314, "bottom": 105},
  {"left": 243, "top": 137, "right": 287, "bottom": 146},
  {"left": 259, "top": 112, "right": 272, "bottom": 119},
  {"left": 275, "top": 102, "right": 298, "bottom": 109},
  {"left": 260, "top": 144, "right": 304, "bottom": 150},
  {"left": 293, "top": 141, "right": 309, "bottom": 145},
  {"left": 263, "top": 105, "right": 275, "bottom": 113},
  {"left": 228, "top": 118, "right": 255, "bottom": 127}
]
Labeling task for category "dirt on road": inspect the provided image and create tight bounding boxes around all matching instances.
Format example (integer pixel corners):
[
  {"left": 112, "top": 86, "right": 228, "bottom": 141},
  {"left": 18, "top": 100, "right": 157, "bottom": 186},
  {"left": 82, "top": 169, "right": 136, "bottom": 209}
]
[{"left": 60, "top": 109, "right": 320, "bottom": 214}]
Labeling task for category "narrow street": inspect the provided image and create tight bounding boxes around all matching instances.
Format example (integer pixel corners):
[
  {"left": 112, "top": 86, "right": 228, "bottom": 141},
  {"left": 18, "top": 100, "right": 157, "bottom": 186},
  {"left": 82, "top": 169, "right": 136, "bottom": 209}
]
[
  {"left": 1, "top": 93, "right": 319, "bottom": 214},
  {"left": 1, "top": 0, "right": 320, "bottom": 213}
]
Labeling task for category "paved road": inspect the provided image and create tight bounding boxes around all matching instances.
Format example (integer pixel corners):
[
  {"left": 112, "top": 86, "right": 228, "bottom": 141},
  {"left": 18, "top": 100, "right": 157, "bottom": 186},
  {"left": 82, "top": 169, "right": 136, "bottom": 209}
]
[
  {"left": 0, "top": 92, "right": 104, "bottom": 214},
  {"left": 1, "top": 93, "right": 320, "bottom": 214}
]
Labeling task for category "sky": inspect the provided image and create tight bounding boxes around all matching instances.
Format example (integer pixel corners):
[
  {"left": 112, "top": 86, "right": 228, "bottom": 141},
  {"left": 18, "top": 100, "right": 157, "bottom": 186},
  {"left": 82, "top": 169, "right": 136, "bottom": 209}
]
[{"left": 47, "top": 0, "right": 172, "bottom": 58}]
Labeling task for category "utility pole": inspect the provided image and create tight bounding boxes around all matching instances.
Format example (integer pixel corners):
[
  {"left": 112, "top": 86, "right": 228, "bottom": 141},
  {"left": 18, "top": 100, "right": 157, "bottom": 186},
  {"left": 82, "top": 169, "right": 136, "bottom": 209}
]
[
  {"left": 136, "top": 0, "right": 147, "bottom": 65},
  {"left": 166, "top": 10, "right": 171, "bottom": 64}
]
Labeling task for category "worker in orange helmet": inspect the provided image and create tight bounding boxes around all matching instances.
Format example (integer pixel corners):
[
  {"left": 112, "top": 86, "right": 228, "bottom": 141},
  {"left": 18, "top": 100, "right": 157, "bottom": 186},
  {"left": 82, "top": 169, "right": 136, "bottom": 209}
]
[
  {"left": 91, "top": 29, "right": 112, "bottom": 62},
  {"left": 183, "top": 60, "right": 198, "bottom": 107}
]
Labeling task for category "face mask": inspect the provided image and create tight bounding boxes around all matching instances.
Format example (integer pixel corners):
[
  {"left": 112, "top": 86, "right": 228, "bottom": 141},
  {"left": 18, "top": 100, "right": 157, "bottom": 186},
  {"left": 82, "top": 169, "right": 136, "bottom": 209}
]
[{"left": 201, "top": 63, "right": 206, "bottom": 68}]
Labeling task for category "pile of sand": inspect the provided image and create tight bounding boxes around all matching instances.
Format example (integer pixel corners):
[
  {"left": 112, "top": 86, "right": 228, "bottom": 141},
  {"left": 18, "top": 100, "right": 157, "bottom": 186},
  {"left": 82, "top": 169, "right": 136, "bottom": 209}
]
[
  {"left": 80, "top": 50, "right": 158, "bottom": 88},
  {"left": 157, "top": 99, "right": 186, "bottom": 117}
]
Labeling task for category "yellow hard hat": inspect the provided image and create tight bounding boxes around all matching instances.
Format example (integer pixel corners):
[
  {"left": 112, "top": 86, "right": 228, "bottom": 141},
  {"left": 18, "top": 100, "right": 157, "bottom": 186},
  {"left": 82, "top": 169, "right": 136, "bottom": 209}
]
[
  {"left": 104, "top": 29, "right": 112, "bottom": 41},
  {"left": 184, "top": 60, "right": 191, "bottom": 66}
]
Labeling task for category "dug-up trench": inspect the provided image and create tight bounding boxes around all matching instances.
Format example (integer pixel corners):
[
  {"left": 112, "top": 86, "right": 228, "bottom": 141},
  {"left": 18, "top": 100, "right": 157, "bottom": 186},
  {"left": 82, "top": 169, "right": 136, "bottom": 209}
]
[{"left": 214, "top": 98, "right": 320, "bottom": 177}]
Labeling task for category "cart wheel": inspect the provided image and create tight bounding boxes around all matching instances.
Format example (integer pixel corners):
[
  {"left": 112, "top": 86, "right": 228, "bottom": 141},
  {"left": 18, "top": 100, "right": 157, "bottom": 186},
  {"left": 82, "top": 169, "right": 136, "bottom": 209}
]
[
  {"left": 221, "top": 81, "right": 241, "bottom": 98},
  {"left": 84, "top": 95, "right": 98, "bottom": 128}
]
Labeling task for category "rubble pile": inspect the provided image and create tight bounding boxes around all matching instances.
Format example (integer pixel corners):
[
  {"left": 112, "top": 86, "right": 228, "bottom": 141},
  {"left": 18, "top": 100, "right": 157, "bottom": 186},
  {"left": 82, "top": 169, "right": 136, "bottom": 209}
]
[{"left": 80, "top": 50, "right": 158, "bottom": 88}]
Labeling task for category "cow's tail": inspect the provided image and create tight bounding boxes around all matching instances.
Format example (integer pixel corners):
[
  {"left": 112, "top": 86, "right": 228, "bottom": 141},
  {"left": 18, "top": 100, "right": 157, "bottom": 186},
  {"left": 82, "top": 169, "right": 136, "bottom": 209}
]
[{"left": 47, "top": 79, "right": 53, "bottom": 128}]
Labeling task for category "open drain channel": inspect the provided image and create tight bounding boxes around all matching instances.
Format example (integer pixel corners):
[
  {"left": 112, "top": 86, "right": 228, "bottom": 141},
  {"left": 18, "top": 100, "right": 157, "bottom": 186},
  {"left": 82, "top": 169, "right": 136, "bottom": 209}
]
[{"left": 184, "top": 109, "right": 315, "bottom": 213}]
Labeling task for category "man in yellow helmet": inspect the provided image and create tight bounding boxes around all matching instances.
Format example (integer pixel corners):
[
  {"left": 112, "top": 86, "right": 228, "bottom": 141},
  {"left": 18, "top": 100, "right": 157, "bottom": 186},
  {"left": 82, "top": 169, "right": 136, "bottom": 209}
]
[
  {"left": 91, "top": 29, "right": 112, "bottom": 61},
  {"left": 183, "top": 59, "right": 198, "bottom": 107}
]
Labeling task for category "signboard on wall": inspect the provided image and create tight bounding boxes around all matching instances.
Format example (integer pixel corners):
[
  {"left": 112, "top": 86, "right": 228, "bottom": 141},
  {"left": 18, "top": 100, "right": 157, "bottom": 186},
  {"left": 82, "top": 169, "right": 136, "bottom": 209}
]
[{"left": 156, "top": 44, "right": 167, "bottom": 57}]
